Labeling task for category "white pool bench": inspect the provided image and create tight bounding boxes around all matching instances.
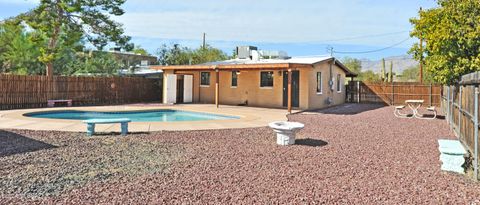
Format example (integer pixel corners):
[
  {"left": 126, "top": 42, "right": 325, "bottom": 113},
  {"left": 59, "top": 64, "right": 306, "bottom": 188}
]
[{"left": 83, "top": 118, "right": 131, "bottom": 136}]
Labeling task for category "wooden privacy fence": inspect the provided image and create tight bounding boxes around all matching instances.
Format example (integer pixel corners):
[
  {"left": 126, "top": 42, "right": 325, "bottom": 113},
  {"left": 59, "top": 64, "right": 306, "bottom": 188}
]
[
  {"left": 346, "top": 81, "right": 442, "bottom": 106},
  {"left": 442, "top": 71, "right": 480, "bottom": 180},
  {"left": 0, "top": 74, "right": 160, "bottom": 110}
]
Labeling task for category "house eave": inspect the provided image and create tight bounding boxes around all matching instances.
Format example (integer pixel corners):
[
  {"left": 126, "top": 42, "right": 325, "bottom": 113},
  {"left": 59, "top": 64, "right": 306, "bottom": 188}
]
[{"left": 150, "top": 63, "right": 313, "bottom": 71}]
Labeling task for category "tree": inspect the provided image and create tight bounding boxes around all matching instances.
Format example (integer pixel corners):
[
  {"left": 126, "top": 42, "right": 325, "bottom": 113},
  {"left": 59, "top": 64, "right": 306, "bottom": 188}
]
[
  {"left": 21, "top": 0, "right": 133, "bottom": 76},
  {"left": 401, "top": 66, "right": 419, "bottom": 82},
  {"left": 0, "top": 20, "right": 43, "bottom": 74},
  {"left": 400, "top": 65, "right": 434, "bottom": 83},
  {"left": 132, "top": 45, "right": 149, "bottom": 56},
  {"left": 156, "top": 44, "right": 228, "bottom": 66},
  {"left": 342, "top": 57, "right": 362, "bottom": 75},
  {"left": 192, "top": 45, "right": 228, "bottom": 64},
  {"left": 358, "top": 70, "right": 381, "bottom": 83},
  {"left": 410, "top": 0, "right": 480, "bottom": 84},
  {"left": 156, "top": 44, "right": 193, "bottom": 65},
  {"left": 63, "top": 51, "right": 124, "bottom": 76}
]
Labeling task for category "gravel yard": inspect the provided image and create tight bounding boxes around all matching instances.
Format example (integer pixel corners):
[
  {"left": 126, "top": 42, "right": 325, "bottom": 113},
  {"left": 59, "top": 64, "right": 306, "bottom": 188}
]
[{"left": 1, "top": 104, "right": 480, "bottom": 204}]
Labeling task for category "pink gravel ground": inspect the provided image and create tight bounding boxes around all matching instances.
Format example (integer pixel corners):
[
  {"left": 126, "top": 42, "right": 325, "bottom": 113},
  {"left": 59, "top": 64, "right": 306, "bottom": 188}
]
[{"left": 1, "top": 104, "right": 480, "bottom": 204}]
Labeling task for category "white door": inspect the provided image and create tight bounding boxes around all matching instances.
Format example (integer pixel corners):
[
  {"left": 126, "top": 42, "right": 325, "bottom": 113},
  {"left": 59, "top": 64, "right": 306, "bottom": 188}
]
[
  {"left": 183, "top": 75, "right": 193, "bottom": 103},
  {"left": 165, "top": 74, "right": 177, "bottom": 104}
]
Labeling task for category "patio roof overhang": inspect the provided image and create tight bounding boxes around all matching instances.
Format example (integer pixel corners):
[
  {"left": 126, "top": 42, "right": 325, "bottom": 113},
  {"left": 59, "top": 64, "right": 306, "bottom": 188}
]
[{"left": 150, "top": 60, "right": 357, "bottom": 77}]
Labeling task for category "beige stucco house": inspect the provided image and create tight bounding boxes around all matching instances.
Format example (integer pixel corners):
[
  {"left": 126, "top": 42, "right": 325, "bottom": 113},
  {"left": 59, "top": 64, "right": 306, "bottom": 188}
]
[{"left": 151, "top": 55, "right": 356, "bottom": 112}]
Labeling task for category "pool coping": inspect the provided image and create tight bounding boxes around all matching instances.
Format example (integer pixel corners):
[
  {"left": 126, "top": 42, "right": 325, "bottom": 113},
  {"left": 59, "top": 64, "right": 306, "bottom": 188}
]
[{"left": 0, "top": 104, "right": 291, "bottom": 133}]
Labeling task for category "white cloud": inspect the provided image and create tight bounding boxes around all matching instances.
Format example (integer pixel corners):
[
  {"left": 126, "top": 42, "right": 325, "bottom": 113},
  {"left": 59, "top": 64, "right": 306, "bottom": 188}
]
[{"left": 114, "top": 0, "right": 436, "bottom": 47}]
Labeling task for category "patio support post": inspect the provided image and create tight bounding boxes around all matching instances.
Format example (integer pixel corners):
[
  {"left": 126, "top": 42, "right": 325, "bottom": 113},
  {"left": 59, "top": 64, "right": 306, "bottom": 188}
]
[
  {"left": 475, "top": 86, "right": 479, "bottom": 181},
  {"left": 215, "top": 69, "right": 219, "bottom": 108},
  {"left": 288, "top": 69, "right": 292, "bottom": 113}
]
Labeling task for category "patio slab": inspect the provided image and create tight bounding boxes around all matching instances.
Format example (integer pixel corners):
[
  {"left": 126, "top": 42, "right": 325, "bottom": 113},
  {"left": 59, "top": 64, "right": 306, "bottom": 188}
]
[{"left": 2, "top": 104, "right": 478, "bottom": 204}]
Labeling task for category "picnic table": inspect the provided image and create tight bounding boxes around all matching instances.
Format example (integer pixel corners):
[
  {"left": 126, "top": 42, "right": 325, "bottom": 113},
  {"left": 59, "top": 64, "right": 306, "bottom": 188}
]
[
  {"left": 395, "top": 99, "right": 436, "bottom": 119},
  {"left": 405, "top": 99, "right": 424, "bottom": 118}
]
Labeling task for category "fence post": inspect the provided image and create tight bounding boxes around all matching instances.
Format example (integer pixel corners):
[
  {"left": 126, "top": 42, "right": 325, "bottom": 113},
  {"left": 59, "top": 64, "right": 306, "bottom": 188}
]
[
  {"left": 357, "top": 81, "right": 360, "bottom": 103},
  {"left": 391, "top": 81, "right": 395, "bottom": 105},
  {"left": 430, "top": 83, "right": 433, "bottom": 107},
  {"left": 474, "top": 86, "right": 479, "bottom": 181},
  {"left": 459, "top": 86, "right": 462, "bottom": 137},
  {"left": 350, "top": 81, "right": 354, "bottom": 103},
  {"left": 451, "top": 86, "right": 454, "bottom": 131},
  {"left": 447, "top": 86, "right": 450, "bottom": 124}
]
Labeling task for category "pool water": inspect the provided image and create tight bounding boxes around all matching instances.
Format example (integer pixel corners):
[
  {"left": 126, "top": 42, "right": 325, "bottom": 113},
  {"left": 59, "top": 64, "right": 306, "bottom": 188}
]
[{"left": 25, "top": 109, "right": 239, "bottom": 122}]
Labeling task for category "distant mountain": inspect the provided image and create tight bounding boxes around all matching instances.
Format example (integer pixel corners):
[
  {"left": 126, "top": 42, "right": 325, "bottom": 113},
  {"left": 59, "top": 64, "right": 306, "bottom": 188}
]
[{"left": 360, "top": 55, "right": 418, "bottom": 74}]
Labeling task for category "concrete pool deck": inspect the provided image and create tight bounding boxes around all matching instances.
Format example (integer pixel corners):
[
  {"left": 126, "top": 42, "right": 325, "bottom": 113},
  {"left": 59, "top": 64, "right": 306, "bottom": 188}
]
[{"left": 0, "top": 104, "right": 292, "bottom": 132}]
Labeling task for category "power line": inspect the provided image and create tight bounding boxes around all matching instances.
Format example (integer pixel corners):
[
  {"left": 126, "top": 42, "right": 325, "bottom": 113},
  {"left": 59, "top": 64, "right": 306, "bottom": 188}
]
[
  {"left": 332, "top": 37, "right": 412, "bottom": 54},
  {"left": 319, "top": 30, "right": 409, "bottom": 43}
]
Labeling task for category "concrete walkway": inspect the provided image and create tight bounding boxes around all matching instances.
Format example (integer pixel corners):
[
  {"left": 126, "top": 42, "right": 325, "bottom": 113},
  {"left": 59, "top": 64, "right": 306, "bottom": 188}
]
[{"left": 0, "top": 104, "right": 290, "bottom": 133}]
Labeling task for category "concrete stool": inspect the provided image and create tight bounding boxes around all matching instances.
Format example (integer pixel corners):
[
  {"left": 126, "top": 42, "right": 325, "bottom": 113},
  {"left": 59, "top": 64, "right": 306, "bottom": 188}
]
[
  {"left": 438, "top": 139, "right": 468, "bottom": 174},
  {"left": 268, "top": 121, "right": 305, "bottom": 146}
]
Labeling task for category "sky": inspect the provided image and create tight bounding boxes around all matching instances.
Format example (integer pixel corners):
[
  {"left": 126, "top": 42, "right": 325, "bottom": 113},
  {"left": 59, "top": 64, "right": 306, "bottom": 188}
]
[{"left": 0, "top": 0, "right": 438, "bottom": 60}]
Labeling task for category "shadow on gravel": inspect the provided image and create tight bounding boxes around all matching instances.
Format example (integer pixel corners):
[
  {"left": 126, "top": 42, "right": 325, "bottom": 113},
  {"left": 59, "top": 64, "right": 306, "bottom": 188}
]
[
  {"left": 295, "top": 138, "right": 328, "bottom": 147},
  {"left": 401, "top": 114, "right": 446, "bottom": 120},
  {"left": 89, "top": 132, "right": 151, "bottom": 136},
  {"left": 0, "top": 130, "right": 57, "bottom": 157},
  {"left": 300, "top": 103, "right": 385, "bottom": 115},
  {"left": 422, "top": 114, "right": 446, "bottom": 120}
]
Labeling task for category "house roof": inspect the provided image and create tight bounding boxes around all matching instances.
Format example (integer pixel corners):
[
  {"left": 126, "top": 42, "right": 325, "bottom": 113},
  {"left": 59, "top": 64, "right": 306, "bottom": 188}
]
[
  {"left": 151, "top": 56, "right": 357, "bottom": 77},
  {"left": 201, "top": 56, "right": 332, "bottom": 65}
]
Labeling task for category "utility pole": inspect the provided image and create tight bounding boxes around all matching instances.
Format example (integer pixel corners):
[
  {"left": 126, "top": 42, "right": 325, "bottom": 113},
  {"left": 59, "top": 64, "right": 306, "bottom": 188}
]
[
  {"left": 419, "top": 7, "right": 424, "bottom": 84},
  {"left": 202, "top": 33, "right": 206, "bottom": 49},
  {"left": 326, "top": 46, "right": 333, "bottom": 57},
  {"left": 419, "top": 38, "right": 423, "bottom": 84}
]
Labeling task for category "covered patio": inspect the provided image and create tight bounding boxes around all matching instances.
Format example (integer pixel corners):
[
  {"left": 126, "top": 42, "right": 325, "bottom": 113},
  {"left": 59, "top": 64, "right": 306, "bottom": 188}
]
[
  {"left": 152, "top": 57, "right": 357, "bottom": 113},
  {"left": 156, "top": 63, "right": 312, "bottom": 113}
]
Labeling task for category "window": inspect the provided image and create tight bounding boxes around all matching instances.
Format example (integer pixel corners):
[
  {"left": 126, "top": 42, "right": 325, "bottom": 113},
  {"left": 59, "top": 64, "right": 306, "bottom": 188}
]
[
  {"left": 260, "top": 71, "right": 274, "bottom": 87},
  {"left": 231, "top": 71, "right": 238, "bottom": 87},
  {"left": 316, "top": 72, "right": 322, "bottom": 94},
  {"left": 201, "top": 72, "right": 210, "bottom": 86},
  {"left": 336, "top": 74, "right": 341, "bottom": 92}
]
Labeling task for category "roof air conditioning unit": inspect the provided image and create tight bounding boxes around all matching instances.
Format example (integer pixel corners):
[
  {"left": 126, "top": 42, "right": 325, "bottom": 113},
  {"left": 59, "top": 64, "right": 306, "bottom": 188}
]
[{"left": 237, "top": 46, "right": 258, "bottom": 59}]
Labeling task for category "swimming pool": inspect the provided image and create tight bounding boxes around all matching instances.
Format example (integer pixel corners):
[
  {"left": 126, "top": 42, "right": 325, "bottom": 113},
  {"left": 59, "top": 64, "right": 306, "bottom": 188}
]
[{"left": 24, "top": 109, "right": 239, "bottom": 122}]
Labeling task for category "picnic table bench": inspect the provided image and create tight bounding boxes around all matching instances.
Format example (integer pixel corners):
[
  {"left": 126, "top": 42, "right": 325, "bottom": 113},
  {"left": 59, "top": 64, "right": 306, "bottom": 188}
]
[
  {"left": 82, "top": 118, "right": 131, "bottom": 136},
  {"left": 47, "top": 99, "right": 72, "bottom": 107}
]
